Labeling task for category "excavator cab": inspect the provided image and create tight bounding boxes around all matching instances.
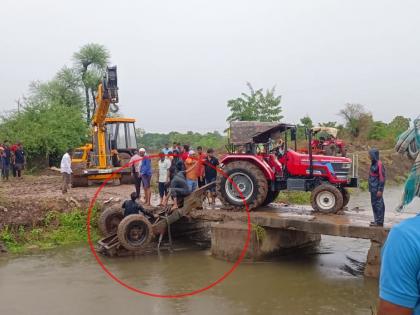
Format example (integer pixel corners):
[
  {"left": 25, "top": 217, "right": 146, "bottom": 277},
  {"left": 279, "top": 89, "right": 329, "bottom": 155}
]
[{"left": 106, "top": 118, "right": 137, "bottom": 152}]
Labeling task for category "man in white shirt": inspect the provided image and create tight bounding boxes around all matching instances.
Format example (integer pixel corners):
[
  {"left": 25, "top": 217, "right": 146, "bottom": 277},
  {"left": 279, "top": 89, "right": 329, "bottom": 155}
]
[
  {"left": 60, "top": 149, "right": 73, "bottom": 194},
  {"left": 157, "top": 152, "right": 171, "bottom": 206}
]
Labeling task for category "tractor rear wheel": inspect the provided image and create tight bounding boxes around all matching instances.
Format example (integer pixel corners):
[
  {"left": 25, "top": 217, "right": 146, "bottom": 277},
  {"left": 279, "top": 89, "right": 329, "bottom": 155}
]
[
  {"left": 117, "top": 215, "right": 154, "bottom": 251},
  {"left": 311, "top": 184, "right": 343, "bottom": 213},
  {"left": 216, "top": 161, "right": 268, "bottom": 211},
  {"left": 262, "top": 190, "right": 280, "bottom": 207},
  {"left": 98, "top": 207, "right": 124, "bottom": 236}
]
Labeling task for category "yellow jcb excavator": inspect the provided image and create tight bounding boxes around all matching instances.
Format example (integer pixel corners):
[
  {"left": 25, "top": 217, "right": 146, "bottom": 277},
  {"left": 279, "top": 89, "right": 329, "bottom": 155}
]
[{"left": 71, "top": 66, "right": 137, "bottom": 187}]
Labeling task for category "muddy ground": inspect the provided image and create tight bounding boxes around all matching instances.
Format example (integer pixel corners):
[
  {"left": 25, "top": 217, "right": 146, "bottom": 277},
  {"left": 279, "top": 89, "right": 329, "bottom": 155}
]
[{"left": 0, "top": 173, "right": 138, "bottom": 229}]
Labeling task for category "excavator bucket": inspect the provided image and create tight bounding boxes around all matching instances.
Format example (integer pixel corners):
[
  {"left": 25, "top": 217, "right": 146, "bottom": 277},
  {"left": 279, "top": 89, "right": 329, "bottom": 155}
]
[{"left": 103, "top": 66, "right": 119, "bottom": 103}]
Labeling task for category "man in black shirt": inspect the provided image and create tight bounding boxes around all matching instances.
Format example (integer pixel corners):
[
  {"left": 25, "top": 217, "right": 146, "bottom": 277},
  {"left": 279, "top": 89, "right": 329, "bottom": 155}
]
[
  {"left": 204, "top": 148, "right": 219, "bottom": 205},
  {"left": 14, "top": 143, "right": 25, "bottom": 178},
  {"left": 122, "top": 192, "right": 155, "bottom": 220},
  {"left": 169, "top": 161, "right": 191, "bottom": 209}
]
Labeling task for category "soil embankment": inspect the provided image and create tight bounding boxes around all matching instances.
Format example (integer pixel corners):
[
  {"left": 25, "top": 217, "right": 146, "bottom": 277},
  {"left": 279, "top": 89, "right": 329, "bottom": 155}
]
[{"left": 0, "top": 175, "right": 130, "bottom": 230}]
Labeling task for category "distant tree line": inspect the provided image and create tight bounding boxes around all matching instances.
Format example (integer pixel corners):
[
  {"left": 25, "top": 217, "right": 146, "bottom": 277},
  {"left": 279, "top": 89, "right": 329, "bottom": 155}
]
[
  {"left": 136, "top": 130, "right": 226, "bottom": 152},
  {"left": 226, "top": 84, "right": 410, "bottom": 149}
]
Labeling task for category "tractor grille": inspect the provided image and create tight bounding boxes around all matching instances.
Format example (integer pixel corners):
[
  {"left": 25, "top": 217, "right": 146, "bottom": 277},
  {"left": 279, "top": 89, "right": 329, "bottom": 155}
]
[{"left": 332, "top": 162, "right": 351, "bottom": 179}]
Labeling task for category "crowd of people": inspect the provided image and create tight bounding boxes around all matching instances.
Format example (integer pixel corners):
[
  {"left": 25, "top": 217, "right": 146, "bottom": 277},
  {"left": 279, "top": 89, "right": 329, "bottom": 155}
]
[
  {"left": 128, "top": 142, "right": 220, "bottom": 209},
  {"left": 0, "top": 141, "right": 25, "bottom": 181}
]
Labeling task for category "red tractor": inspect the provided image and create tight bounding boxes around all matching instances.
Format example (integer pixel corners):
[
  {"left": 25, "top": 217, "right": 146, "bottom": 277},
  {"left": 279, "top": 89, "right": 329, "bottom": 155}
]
[
  {"left": 216, "top": 122, "right": 358, "bottom": 213},
  {"left": 299, "top": 126, "right": 347, "bottom": 157}
]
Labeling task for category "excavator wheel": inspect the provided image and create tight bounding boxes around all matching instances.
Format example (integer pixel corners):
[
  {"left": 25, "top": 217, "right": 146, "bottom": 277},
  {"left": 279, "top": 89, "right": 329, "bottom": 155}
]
[
  {"left": 117, "top": 215, "right": 154, "bottom": 251},
  {"left": 71, "top": 175, "right": 88, "bottom": 188},
  {"left": 98, "top": 207, "right": 124, "bottom": 236},
  {"left": 311, "top": 184, "right": 344, "bottom": 214},
  {"left": 120, "top": 174, "right": 134, "bottom": 185},
  {"left": 216, "top": 161, "right": 268, "bottom": 211}
]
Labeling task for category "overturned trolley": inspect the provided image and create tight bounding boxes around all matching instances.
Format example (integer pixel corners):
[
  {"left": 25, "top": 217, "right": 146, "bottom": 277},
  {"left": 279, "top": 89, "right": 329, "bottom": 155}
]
[{"left": 97, "top": 184, "right": 209, "bottom": 256}]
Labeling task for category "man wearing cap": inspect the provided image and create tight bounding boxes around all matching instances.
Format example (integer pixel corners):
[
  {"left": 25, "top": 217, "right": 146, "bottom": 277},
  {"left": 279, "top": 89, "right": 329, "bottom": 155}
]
[{"left": 138, "top": 148, "right": 152, "bottom": 206}]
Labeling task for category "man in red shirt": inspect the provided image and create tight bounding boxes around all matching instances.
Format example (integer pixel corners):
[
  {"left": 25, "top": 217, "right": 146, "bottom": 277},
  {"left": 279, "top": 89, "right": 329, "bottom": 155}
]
[{"left": 181, "top": 144, "right": 190, "bottom": 161}]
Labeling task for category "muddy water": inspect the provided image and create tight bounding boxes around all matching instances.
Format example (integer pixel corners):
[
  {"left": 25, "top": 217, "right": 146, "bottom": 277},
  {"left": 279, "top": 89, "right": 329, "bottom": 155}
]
[{"left": 0, "top": 187, "right": 418, "bottom": 315}]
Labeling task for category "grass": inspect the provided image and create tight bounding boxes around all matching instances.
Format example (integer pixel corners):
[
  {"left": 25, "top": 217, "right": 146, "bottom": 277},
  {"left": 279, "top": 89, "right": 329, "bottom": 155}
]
[
  {"left": 0, "top": 206, "right": 101, "bottom": 254},
  {"left": 276, "top": 191, "right": 311, "bottom": 205}
]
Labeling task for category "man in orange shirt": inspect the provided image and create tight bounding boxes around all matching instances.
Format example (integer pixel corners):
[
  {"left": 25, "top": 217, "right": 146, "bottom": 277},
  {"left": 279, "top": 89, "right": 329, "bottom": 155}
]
[
  {"left": 185, "top": 150, "right": 198, "bottom": 192},
  {"left": 196, "top": 146, "right": 206, "bottom": 188}
]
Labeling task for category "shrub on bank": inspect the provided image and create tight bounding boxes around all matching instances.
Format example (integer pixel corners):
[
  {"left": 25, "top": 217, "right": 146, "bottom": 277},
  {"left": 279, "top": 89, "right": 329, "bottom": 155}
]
[{"left": 0, "top": 206, "right": 101, "bottom": 254}]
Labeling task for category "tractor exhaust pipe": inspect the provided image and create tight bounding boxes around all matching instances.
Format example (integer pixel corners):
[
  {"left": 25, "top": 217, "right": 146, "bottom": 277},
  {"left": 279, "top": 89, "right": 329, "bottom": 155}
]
[{"left": 308, "top": 128, "right": 314, "bottom": 177}]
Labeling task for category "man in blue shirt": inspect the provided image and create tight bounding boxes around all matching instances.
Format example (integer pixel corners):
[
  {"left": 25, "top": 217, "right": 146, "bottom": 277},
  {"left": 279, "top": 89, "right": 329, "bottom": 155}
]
[{"left": 378, "top": 215, "right": 420, "bottom": 314}]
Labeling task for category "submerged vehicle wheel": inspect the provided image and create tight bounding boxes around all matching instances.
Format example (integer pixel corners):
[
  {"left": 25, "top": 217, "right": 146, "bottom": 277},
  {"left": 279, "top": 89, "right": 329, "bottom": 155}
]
[
  {"left": 311, "top": 184, "right": 343, "bottom": 214},
  {"left": 216, "top": 161, "right": 268, "bottom": 211},
  {"left": 117, "top": 215, "right": 153, "bottom": 251},
  {"left": 98, "top": 207, "right": 124, "bottom": 236},
  {"left": 341, "top": 188, "right": 350, "bottom": 208},
  {"left": 262, "top": 190, "right": 280, "bottom": 207}
]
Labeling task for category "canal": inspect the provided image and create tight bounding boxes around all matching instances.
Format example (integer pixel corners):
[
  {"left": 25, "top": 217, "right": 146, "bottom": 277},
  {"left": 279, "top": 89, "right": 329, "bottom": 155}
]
[{"left": 0, "top": 187, "right": 418, "bottom": 315}]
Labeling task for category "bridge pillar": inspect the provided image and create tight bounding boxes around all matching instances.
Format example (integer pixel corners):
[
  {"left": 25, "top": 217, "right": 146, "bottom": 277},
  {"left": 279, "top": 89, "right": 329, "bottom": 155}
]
[
  {"left": 211, "top": 222, "right": 321, "bottom": 261},
  {"left": 364, "top": 240, "right": 383, "bottom": 278}
]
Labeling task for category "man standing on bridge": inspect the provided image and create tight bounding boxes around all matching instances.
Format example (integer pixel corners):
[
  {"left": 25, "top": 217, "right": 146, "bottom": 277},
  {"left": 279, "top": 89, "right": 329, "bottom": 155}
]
[{"left": 368, "top": 148, "right": 386, "bottom": 227}]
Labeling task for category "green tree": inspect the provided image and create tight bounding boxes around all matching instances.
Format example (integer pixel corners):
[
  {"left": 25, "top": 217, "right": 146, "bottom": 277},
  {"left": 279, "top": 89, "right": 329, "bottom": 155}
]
[
  {"left": 29, "top": 66, "right": 83, "bottom": 108},
  {"left": 368, "top": 121, "right": 388, "bottom": 140},
  {"left": 0, "top": 66, "right": 88, "bottom": 167},
  {"left": 389, "top": 116, "right": 410, "bottom": 137},
  {"left": 73, "top": 43, "right": 110, "bottom": 123},
  {"left": 339, "top": 103, "right": 373, "bottom": 138},
  {"left": 300, "top": 116, "right": 313, "bottom": 129},
  {"left": 227, "top": 83, "right": 283, "bottom": 123}
]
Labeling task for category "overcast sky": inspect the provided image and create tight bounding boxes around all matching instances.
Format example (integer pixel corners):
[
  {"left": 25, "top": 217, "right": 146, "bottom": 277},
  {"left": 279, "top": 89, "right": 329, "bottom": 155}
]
[{"left": 1, "top": 0, "right": 419, "bottom": 133}]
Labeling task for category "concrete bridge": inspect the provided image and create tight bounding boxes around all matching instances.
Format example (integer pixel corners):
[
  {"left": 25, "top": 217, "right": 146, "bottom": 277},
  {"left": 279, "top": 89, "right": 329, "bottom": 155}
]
[{"left": 186, "top": 204, "right": 412, "bottom": 278}]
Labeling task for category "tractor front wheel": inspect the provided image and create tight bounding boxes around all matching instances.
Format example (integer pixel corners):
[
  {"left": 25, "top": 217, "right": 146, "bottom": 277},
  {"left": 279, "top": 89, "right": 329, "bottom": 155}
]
[
  {"left": 311, "top": 184, "right": 344, "bottom": 214},
  {"left": 216, "top": 161, "right": 268, "bottom": 211},
  {"left": 71, "top": 175, "right": 88, "bottom": 188}
]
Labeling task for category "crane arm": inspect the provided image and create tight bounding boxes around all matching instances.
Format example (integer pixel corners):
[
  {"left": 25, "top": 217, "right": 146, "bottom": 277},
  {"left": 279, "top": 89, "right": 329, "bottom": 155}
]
[{"left": 92, "top": 66, "right": 119, "bottom": 126}]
